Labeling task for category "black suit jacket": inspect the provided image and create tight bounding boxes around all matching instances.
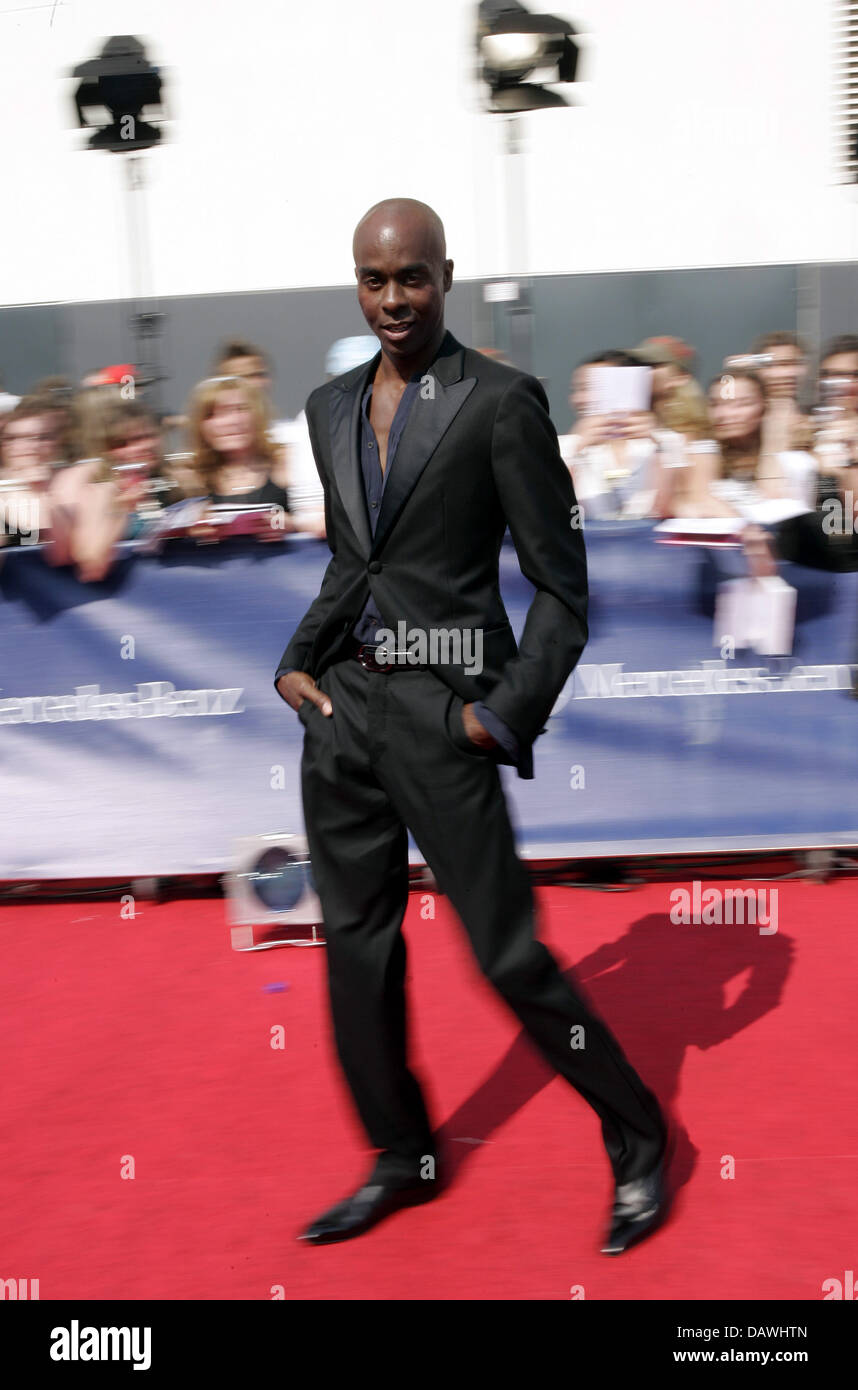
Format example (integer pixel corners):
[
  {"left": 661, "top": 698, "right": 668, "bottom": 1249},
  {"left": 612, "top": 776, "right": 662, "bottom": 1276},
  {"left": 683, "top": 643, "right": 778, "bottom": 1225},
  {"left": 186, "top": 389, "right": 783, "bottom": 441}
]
[{"left": 275, "top": 331, "right": 588, "bottom": 777}]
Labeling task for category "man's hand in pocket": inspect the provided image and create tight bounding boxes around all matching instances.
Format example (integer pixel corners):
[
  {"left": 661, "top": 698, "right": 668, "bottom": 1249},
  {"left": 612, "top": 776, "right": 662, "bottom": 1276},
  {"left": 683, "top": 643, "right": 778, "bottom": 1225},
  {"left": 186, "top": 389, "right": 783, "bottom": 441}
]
[
  {"left": 276, "top": 671, "right": 332, "bottom": 717},
  {"left": 462, "top": 702, "right": 498, "bottom": 749}
]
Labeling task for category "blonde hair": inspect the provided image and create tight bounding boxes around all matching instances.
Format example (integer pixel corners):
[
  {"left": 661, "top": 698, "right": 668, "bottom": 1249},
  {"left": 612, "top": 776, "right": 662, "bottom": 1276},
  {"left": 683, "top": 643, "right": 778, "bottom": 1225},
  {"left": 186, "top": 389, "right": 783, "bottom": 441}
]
[
  {"left": 187, "top": 375, "right": 277, "bottom": 486},
  {"left": 68, "top": 388, "right": 166, "bottom": 486},
  {"left": 69, "top": 386, "right": 125, "bottom": 480},
  {"left": 655, "top": 377, "right": 712, "bottom": 442}
]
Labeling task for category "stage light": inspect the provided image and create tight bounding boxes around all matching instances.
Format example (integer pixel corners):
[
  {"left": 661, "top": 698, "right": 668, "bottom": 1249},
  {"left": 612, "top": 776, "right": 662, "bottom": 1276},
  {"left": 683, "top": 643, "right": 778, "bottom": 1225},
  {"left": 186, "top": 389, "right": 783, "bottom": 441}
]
[
  {"left": 72, "top": 35, "right": 164, "bottom": 152},
  {"left": 476, "top": 0, "right": 579, "bottom": 112},
  {"left": 481, "top": 31, "right": 545, "bottom": 74},
  {"left": 70, "top": 36, "right": 168, "bottom": 409}
]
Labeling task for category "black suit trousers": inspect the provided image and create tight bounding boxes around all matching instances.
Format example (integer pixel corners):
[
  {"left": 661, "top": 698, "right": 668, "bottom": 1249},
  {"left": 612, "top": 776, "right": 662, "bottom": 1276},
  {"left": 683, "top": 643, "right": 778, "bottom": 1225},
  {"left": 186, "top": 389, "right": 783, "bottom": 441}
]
[{"left": 299, "top": 656, "right": 666, "bottom": 1186}]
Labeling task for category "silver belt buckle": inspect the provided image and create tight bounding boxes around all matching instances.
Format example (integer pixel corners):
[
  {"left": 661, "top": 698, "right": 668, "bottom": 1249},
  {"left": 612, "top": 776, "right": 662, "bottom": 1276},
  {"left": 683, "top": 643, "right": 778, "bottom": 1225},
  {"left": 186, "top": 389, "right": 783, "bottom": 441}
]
[{"left": 356, "top": 643, "right": 394, "bottom": 673}]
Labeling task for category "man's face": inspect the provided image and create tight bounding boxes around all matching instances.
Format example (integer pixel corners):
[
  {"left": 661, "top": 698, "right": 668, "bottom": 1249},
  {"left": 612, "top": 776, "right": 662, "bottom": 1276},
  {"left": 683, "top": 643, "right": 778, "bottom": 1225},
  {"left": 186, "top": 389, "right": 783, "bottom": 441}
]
[
  {"left": 759, "top": 344, "right": 806, "bottom": 400},
  {"left": 819, "top": 351, "right": 858, "bottom": 410},
  {"left": 354, "top": 218, "right": 452, "bottom": 363},
  {"left": 221, "top": 355, "right": 271, "bottom": 394}
]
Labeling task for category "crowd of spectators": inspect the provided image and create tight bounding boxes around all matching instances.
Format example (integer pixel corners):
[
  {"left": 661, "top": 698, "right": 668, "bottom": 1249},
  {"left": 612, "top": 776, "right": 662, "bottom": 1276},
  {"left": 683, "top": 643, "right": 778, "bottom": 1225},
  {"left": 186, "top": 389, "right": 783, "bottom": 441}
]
[
  {"left": 559, "top": 332, "right": 858, "bottom": 600},
  {"left": 2, "top": 327, "right": 858, "bottom": 583},
  {"left": 560, "top": 332, "right": 858, "bottom": 528}
]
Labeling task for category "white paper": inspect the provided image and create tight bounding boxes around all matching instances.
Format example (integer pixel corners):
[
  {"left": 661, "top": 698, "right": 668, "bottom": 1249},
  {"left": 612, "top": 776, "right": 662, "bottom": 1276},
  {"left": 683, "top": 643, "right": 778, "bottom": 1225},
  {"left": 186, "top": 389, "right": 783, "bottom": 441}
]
[
  {"left": 587, "top": 365, "right": 652, "bottom": 415},
  {"left": 655, "top": 517, "right": 744, "bottom": 536},
  {"left": 714, "top": 577, "right": 797, "bottom": 656}
]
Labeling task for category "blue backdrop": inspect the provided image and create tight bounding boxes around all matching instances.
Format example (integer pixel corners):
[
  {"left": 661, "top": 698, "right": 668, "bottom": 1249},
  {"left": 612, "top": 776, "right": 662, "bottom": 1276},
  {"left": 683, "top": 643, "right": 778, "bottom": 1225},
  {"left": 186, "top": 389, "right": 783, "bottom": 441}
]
[{"left": 1, "top": 527, "right": 856, "bottom": 878}]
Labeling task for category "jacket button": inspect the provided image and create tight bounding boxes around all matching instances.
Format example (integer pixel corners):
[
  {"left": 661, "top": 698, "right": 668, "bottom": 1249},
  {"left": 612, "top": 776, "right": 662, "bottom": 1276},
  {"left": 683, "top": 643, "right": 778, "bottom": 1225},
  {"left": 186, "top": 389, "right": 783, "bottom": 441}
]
[{"left": 368, "top": 561, "right": 382, "bottom": 574}]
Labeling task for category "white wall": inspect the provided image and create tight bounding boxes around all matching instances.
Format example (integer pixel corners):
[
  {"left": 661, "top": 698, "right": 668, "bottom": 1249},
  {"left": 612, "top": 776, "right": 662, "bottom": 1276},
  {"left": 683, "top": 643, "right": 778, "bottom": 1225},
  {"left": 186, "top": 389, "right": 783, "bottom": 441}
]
[{"left": 0, "top": 0, "right": 854, "bottom": 306}]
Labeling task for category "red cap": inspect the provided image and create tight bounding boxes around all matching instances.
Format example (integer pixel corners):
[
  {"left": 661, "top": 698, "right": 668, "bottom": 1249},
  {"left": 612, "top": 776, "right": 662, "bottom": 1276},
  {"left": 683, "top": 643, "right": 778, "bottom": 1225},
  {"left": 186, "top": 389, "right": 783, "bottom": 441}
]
[{"left": 94, "top": 364, "right": 137, "bottom": 386}]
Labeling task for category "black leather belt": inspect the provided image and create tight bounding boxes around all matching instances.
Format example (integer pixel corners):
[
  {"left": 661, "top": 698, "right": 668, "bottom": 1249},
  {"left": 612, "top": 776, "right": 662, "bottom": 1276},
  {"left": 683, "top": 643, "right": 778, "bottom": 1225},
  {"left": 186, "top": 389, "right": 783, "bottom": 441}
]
[{"left": 344, "top": 636, "right": 431, "bottom": 673}]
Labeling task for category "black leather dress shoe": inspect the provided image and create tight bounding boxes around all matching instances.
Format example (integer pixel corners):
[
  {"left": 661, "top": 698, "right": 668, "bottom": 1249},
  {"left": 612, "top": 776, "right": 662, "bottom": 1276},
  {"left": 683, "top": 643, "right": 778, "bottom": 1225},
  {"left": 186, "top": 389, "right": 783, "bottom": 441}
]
[
  {"left": 600, "top": 1158, "right": 669, "bottom": 1256},
  {"left": 297, "top": 1179, "right": 440, "bottom": 1245}
]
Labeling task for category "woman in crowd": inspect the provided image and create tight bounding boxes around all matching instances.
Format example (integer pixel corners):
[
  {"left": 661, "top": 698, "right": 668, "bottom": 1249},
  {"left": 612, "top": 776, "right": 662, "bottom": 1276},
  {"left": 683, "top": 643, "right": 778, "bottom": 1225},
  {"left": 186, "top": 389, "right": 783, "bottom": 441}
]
[
  {"left": 679, "top": 368, "right": 817, "bottom": 519},
  {"left": 628, "top": 337, "right": 716, "bottom": 515},
  {"left": 47, "top": 396, "right": 172, "bottom": 580},
  {"left": 0, "top": 395, "right": 70, "bottom": 549},
  {"left": 633, "top": 337, "right": 710, "bottom": 443},
  {"left": 561, "top": 350, "right": 671, "bottom": 520},
  {"left": 675, "top": 366, "right": 836, "bottom": 593},
  {"left": 184, "top": 374, "right": 292, "bottom": 543}
]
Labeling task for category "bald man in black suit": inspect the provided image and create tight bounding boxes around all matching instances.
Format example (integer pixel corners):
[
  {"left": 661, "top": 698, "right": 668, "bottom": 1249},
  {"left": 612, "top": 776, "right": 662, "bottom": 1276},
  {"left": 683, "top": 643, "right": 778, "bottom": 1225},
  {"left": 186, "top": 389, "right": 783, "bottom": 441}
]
[{"left": 275, "top": 198, "right": 669, "bottom": 1254}]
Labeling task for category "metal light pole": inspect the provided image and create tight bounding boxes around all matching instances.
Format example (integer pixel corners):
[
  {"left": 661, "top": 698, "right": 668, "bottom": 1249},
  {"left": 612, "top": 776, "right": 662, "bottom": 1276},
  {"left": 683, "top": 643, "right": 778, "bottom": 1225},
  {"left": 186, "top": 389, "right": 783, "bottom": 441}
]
[
  {"left": 121, "top": 151, "right": 164, "bottom": 414},
  {"left": 500, "top": 113, "right": 533, "bottom": 372}
]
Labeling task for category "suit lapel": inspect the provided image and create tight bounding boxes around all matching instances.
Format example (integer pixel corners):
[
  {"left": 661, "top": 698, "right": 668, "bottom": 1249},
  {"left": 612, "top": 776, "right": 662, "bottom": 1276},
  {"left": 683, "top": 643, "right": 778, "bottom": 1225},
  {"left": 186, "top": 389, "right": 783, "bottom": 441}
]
[
  {"left": 327, "top": 355, "right": 378, "bottom": 557},
  {"left": 371, "top": 335, "right": 476, "bottom": 555}
]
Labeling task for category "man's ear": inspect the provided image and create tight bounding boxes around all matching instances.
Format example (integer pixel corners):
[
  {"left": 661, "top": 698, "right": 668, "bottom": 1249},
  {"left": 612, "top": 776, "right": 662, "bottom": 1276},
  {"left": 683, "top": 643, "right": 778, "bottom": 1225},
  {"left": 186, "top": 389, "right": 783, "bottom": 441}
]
[{"left": 443, "top": 259, "right": 454, "bottom": 292}]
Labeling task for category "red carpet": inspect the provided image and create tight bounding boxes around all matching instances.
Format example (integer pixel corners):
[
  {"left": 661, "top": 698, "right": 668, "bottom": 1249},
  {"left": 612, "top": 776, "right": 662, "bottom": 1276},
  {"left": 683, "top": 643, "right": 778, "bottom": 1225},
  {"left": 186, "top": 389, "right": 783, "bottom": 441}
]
[{"left": 1, "top": 880, "right": 855, "bottom": 1300}]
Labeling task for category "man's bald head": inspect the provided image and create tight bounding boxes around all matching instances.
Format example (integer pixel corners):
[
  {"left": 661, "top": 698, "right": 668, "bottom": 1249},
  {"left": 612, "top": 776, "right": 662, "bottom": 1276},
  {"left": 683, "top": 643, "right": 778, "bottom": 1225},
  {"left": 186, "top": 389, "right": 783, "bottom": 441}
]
[
  {"left": 352, "top": 198, "right": 446, "bottom": 266},
  {"left": 353, "top": 198, "right": 453, "bottom": 371}
]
